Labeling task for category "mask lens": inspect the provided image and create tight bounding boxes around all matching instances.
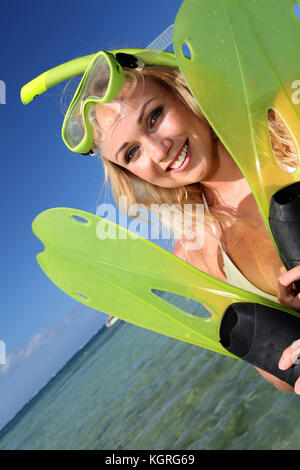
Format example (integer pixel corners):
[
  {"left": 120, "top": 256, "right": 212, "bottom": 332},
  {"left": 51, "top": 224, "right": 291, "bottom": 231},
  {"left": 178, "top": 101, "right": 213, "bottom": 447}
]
[
  {"left": 63, "top": 53, "right": 113, "bottom": 150},
  {"left": 82, "top": 53, "right": 111, "bottom": 100}
]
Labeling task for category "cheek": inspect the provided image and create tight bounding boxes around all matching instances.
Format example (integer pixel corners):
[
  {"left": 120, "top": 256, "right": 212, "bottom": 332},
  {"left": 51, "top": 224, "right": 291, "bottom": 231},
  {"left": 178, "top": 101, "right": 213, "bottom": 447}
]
[
  {"left": 134, "top": 162, "right": 156, "bottom": 182},
  {"left": 131, "top": 158, "right": 166, "bottom": 186},
  {"left": 164, "top": 108, "right": 187, "bottom": 132}
]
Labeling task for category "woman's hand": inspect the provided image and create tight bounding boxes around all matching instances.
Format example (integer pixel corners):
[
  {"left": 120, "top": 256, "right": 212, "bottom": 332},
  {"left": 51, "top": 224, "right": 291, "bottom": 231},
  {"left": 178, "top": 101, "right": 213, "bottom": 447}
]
[
  {"left": 277, "top": 266, "right": 300, "bottom": 394},
  {"left": 278, "top": 340, "right": 300, "bottom": 394},
  {"left": 277, "top": 265, "right": 300, "bottom": 311}
]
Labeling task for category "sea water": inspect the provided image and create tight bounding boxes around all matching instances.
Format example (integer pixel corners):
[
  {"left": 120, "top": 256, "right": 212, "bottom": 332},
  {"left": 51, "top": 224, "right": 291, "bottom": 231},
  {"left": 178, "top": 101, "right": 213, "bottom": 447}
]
[{"left": 0, "top": 293, "right": 300, "bottom": 450}]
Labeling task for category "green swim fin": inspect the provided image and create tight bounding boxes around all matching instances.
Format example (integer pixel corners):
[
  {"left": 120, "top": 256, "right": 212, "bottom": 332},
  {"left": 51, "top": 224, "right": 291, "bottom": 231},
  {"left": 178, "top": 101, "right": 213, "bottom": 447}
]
[
  {"left": 32, "top": 207, "right": 297, "bottom": 357},
  {"left": 173, "top": 0, "right": 300, "bottom": 271},
  {"left": 33, "top": 208, "right": 300, "bottom": 386}
]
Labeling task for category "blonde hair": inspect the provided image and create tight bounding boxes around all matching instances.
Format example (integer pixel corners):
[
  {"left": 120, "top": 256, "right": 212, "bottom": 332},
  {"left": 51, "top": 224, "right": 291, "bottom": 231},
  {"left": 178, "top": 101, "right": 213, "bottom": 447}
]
[{"left": 94, "top": 66, "right": 298, "bottom": 244}]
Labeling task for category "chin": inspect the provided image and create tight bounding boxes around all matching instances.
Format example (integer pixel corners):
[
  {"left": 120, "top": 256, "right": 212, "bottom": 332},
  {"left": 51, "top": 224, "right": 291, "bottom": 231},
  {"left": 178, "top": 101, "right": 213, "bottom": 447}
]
[{"left": 183, "top": 169, "right": 207, "bottom": 185}]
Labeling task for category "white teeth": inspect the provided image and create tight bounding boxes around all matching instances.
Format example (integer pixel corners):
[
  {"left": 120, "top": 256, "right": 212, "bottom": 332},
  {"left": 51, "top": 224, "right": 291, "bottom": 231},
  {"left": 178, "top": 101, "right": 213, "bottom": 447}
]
[{"left": 169, "top": 143, "right": 188, "bottom": 170}]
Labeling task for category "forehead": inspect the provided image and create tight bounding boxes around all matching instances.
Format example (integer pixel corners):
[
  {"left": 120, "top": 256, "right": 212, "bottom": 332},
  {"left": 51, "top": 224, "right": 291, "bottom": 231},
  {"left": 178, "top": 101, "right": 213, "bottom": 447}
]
[{"left": 95, "top": 77, "right": 167, "bottom": 126}]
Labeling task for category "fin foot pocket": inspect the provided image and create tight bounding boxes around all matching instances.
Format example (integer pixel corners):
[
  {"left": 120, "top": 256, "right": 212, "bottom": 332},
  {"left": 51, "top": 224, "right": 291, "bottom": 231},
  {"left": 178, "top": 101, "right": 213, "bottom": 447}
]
[
  {"left": 220, "top": 302, "right": 300, "bottom": 387},
  {"left": 269, "top": 182, "right": 300, "bottom": 291}
]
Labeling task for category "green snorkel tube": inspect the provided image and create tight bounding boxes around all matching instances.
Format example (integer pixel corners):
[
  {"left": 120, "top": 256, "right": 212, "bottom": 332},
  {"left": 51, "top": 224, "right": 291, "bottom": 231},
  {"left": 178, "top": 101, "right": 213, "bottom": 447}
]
[{"left": 22, "top": 1, "right": 300, "bottom": 388}]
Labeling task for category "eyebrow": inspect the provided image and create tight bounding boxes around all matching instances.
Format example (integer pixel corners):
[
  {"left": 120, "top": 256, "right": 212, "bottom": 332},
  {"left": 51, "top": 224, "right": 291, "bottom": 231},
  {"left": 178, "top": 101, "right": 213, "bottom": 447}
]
[{"left": 115, "top": 98, "right": 156, "bottom": 162}]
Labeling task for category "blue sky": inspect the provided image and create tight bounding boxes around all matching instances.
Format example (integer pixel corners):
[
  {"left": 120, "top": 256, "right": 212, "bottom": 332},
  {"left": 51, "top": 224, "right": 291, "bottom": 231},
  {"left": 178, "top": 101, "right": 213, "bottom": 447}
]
[
  {"left": 0, "top": 0, "right": 183, "bottom": 427},
  {"left": 3, "top": 0, "right": 299, "bottom": 431}
]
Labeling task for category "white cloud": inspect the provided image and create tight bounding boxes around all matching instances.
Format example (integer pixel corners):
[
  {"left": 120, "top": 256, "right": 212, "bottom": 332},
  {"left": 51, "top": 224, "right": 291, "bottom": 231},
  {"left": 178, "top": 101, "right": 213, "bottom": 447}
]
[{"left": 0, "top": 305, "right": 83, "bottom": 377}]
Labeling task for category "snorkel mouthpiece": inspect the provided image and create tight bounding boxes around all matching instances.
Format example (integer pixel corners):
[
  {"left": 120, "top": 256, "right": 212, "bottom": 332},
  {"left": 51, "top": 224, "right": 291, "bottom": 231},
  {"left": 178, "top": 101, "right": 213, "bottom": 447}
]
[{"left": 20, "top": 71, "right": 48, "bottom": 105}]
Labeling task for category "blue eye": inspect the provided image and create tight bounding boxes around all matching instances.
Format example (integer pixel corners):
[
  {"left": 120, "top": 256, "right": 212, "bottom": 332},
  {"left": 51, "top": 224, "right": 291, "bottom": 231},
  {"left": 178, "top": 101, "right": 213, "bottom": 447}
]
[
  {"left": 150, "top": 106, "right": 163, "bottom": 127},
  {"left": 125, "top": 145, "right": 139, "bottom": 163},
  {"left": 124, "top": 106, "right": 163, "bottom": 164}
]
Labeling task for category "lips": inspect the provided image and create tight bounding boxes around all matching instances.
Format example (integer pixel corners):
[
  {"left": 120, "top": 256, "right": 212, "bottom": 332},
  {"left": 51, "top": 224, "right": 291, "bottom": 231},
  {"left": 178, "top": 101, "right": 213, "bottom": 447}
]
[{"left": 167, "top": 139, "right": 191, "bottom": 173}]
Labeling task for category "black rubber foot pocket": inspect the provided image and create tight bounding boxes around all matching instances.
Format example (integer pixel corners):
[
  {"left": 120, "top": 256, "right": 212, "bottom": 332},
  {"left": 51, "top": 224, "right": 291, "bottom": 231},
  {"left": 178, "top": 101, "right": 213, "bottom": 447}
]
[{"left": 220, "top": 302, "right": 300, "bottom": 387}]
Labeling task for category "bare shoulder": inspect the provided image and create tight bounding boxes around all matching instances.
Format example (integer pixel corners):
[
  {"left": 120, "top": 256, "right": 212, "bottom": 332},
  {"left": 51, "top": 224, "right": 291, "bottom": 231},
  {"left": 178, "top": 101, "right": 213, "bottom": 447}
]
[{"left": 173, "top": 219, "right": 227, "bottom": 283}]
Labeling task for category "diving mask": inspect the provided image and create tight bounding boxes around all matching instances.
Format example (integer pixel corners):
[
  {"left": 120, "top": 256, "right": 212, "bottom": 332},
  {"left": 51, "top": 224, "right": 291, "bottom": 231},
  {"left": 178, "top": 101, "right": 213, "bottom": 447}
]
[
  {"left": 62, "top": 51, "right": 145, "bottom": 155},
  {"left": 20, "top": 26, "right": 177, "bottom": 155}
]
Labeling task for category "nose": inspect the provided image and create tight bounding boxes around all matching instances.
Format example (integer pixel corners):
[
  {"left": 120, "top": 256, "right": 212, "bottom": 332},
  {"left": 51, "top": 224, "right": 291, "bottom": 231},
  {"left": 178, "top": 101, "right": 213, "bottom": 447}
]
[{"left": 141, "top": 135, "right": 172, "bottom": 164}]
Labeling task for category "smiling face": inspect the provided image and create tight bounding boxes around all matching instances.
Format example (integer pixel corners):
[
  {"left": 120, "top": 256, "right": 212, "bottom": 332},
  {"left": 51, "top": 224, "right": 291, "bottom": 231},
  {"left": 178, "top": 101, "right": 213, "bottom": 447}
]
[{"left": 95, "top": 77, "right": 215, "bottom": 188}]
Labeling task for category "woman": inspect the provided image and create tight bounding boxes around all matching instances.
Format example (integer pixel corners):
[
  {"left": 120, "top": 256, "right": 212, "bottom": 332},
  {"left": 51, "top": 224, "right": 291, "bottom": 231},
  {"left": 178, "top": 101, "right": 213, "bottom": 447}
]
[
  {"left": 22, "top": 49, "right": 300, "bottom": 393},
  {"left": 85, "top": 61, "right": 300, "bottom": 393}
]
